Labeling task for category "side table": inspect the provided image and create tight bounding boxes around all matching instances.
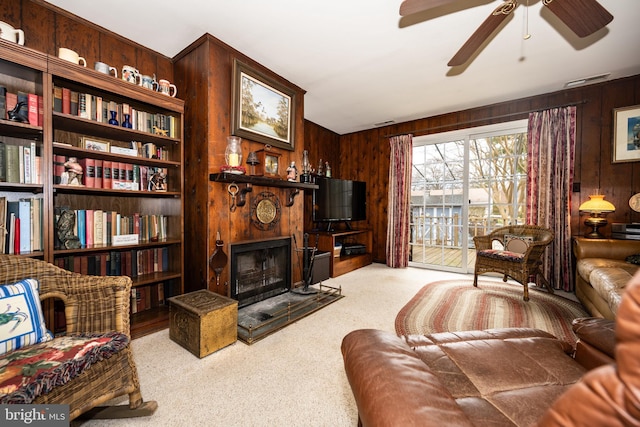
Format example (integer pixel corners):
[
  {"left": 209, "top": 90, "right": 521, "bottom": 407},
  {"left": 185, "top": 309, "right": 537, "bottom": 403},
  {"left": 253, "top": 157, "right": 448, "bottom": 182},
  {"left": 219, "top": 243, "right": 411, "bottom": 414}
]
[{"left": 168, "top": 289, "right": 238, "bottom": 358}]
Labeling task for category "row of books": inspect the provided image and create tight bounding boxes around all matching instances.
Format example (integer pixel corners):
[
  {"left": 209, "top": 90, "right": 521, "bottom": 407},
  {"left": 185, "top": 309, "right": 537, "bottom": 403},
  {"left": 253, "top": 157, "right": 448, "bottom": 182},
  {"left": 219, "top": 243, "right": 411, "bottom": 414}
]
[
  {"left": 54, "top": 247, "right": 170, "bottom": 278},
  {"left": 1, "top": 197, "right": 44, "bottom": 254},
  {"left": 0, "top": 142, "right": 42, "bottom": 184},
  {"left": 52, "top": 85, "right": 179, "bottom": 138},
  {"left": 132, "top": 283, "right": 170, "bottom": 314},
  {"left": 0, "top": 89, "right": 43, "bottom": 126},
  {"left": 54, "top": 155, "right": 168, "bottom": 192},
  {"left": 54, "top": 208, "right": 169, "bottom": 249}
]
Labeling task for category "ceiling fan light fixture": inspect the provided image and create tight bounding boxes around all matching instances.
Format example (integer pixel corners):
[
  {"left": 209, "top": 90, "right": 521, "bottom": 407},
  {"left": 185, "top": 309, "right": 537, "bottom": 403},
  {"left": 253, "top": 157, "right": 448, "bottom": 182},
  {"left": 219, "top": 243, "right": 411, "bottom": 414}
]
[{"left": 565, "top": 73, "right": 611, "bottom": 88}]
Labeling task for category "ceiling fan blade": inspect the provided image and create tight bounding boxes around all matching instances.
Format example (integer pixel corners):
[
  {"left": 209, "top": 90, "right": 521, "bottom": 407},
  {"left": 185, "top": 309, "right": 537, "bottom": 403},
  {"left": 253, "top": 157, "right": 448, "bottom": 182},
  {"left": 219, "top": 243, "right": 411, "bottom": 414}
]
[
  {"left": 447, "top": 1, "right": 515, "bottom": 67},
  {"left": 543, "top": 0, "right": 613, "bottom": 38},
  {"left": 399, "top": 0, "right": 460, "bottom": 16}
]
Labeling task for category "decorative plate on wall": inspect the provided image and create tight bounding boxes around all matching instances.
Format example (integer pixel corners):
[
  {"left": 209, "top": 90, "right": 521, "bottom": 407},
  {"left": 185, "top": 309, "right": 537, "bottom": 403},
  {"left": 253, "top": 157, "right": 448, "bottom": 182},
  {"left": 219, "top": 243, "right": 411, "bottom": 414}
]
[
  {"left": 629, "top": 193, "right": 640, "bottom": 213},
  {"left": 251, "top": 191, "right": 281, "bottom": 230}
]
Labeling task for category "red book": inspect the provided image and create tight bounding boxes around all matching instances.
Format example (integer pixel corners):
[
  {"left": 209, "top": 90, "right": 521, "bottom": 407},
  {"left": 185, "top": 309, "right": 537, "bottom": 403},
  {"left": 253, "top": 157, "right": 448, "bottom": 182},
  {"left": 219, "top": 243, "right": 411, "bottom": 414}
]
[
  {"left": 5, "top": 92, "right": 17, "bottom": 119},
  {"left": 28, "top": 93, "right": 38, "bottom": 126},
  {"left": 119, "top": 163, "right": 126, "bottom": 189},
  {"left": 62, "top": 88, "right": 71, "bottom": 114},
  {"left": 79, "top": 158, "right": 95, "bottom": 187},
  {"left": 13, "top": 217, "right": 20, "bottom": 255},
  {"left": 85, "top": 209, "right": 94, "bottom": 247},
  {"left": 125, "top": 163, "right": 133, "bottom": 189},
  {"left": 110, "top": 161, "right": 120, "bottom": 188},
  {"left": 102, "top": 160, "right": 112, "bottom": 189},
  {"left": 37, "top": 95, "right": 44, "bottom": 126},
  {"left": 94, "top": 159, "right": 103, "bottom": 188},
  {"left": 53, "top": 154, "right": 66, "bottom": 185}
]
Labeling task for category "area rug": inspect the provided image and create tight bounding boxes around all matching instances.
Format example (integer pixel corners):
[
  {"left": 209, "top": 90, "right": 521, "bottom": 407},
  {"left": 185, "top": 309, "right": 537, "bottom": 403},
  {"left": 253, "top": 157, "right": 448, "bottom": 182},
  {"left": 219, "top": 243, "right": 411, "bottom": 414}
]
[{"left": 395, "top": 280, "right": 589, "bottom": 346}]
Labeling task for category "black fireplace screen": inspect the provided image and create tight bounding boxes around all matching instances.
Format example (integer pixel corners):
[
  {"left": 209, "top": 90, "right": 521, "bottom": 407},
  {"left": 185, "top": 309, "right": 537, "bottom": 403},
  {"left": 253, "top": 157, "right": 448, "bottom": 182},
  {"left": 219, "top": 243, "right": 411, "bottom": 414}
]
[{"left": 230, "top": 238, "right": 291, "bottom": 308}]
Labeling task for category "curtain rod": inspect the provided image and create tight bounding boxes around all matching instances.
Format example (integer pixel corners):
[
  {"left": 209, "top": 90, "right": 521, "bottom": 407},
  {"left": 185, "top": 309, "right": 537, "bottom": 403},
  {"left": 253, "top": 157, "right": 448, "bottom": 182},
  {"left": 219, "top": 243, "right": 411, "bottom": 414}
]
[{"left": 383, "top": 99, "right": 589, "bottom": 138}]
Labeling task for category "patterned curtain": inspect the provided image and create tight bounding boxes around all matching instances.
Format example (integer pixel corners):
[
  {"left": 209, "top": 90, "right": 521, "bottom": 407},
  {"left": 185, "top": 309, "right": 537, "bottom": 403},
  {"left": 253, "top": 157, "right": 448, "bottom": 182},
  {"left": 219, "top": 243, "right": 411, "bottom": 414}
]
[
  {"left": 526, "top": 106, "right": 576, "bottom": 291},
  {"left": 386, "top": 134, "right": 413, "bottom": 268}
]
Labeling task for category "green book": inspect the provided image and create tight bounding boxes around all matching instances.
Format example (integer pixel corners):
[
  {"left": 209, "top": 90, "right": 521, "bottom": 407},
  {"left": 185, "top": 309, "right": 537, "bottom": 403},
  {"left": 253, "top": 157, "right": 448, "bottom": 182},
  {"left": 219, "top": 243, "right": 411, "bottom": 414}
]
[
  {"left": 0, "top": 144, "right": 5, "bottom": 182},
  {"left": 5, "top": 144, "right": 19, "bottom": 183}
]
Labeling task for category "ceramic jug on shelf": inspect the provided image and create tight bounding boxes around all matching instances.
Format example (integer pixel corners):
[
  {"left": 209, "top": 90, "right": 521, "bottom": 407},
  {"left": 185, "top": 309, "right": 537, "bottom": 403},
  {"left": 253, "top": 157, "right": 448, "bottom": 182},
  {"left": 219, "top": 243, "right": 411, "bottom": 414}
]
[
  {"left": 122, "top": 65, "right": 141, "bottom": 85},
  {"left": 0, "top": 21, "right": 25, "bottom": 45}
]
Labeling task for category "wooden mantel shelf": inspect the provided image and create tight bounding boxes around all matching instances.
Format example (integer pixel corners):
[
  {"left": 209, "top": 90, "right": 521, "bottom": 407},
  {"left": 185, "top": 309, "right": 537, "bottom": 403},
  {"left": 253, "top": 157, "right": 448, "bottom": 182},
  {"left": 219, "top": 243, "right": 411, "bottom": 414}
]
[
  {"left": 209, "top": 172, "right": 318, "bottom": 208},
  {"left": 209, "top": 172, "right": 318, "bottom": 190}
]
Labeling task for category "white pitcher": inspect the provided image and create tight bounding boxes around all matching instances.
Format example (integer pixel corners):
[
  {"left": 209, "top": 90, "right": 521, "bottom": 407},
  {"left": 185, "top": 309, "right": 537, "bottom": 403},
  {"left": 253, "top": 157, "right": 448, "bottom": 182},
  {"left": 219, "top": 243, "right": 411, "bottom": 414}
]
[{"left": 0, "top": 21, "right": 25, "bottom": 45}]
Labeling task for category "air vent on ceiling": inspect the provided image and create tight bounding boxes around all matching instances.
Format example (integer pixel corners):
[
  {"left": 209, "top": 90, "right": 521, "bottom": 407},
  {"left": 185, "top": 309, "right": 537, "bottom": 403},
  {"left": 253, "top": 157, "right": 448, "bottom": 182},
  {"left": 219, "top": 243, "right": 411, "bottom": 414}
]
[
  {"left": 374, "top": 120, "right": 395, "bottom": 127},
  {"left": 565, "top": 73, "right": 611, "bottom": 88}
]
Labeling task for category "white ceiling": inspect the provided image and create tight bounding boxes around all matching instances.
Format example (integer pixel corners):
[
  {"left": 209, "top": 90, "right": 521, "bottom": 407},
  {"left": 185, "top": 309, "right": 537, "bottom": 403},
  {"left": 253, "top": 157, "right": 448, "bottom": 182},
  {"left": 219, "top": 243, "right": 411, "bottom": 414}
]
[{"left": 46, "top": 0, "right": 640, "bottom": 135}]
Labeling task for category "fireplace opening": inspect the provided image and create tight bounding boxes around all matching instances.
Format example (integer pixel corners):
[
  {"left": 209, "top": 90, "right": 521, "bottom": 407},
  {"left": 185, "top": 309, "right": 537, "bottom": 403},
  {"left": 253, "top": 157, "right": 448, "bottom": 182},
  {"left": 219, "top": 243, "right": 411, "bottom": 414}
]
[{"left": 230, "top": 237, "right": 291, "bottom": 308}]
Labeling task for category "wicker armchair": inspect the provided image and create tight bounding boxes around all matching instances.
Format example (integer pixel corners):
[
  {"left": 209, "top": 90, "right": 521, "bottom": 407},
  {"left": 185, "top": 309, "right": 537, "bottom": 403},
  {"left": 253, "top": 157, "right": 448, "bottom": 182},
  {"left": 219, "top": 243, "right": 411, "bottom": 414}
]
[
  {"left": 0, "top": 255, "right": 156, "bottom": 420},
  {"left": 473, "top": 225, "right": 555, "bottom": 301}
]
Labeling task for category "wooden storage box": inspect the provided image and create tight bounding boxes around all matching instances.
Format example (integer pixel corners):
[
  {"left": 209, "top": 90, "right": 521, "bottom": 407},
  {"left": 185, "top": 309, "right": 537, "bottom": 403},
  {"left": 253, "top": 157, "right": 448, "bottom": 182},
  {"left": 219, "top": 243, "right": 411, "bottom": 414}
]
[{"left": 168, "top": 289, "right": 238, "bottom": 358}]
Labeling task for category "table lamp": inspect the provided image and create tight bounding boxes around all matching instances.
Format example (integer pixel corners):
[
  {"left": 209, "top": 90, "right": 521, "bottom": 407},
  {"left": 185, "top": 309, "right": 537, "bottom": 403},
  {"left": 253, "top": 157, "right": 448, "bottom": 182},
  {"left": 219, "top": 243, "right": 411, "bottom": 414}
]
[{"left": 579, "top": 193, "right": 615, "bottom": 238}]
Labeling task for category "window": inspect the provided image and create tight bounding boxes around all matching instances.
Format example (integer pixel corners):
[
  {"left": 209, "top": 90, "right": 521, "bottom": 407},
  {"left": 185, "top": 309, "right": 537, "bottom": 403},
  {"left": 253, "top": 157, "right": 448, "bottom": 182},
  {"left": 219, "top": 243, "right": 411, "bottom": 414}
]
[{"left": 410, "top": 120, "right": 528, "bottom": 272}]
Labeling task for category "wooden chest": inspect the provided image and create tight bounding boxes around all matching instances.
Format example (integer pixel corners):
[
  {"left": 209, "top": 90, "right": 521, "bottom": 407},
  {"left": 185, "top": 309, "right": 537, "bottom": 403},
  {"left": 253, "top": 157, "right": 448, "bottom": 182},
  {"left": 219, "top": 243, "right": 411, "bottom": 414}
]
[{"left": 168, "top": 289, "right": 238, "bottom": 358}]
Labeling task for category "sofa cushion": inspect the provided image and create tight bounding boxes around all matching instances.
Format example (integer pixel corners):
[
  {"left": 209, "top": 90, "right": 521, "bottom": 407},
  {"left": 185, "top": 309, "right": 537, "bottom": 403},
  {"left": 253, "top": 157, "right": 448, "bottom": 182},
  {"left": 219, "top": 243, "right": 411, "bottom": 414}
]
[
  {"left": 576, "top": 258, "right": 638, "bottom": 284},
  {"left": 589, "top": 268, "right": 633, "bottom": 316},
  {"left": 0, "top": 332, "right": 129, "bottom": 404},
  {"left": 477, "top": 249, "right": 525, "bottom": 262},
  {"left": 0, "top": 279, "right": 52, "bottom": 355}
]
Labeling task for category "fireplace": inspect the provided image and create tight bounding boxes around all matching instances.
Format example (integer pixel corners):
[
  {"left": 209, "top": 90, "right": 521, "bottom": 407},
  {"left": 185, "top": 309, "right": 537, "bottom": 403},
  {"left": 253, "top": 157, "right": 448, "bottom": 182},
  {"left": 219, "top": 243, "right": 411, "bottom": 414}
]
[{"left": 230, "top": 237, "right": 291, "bottom": 308}]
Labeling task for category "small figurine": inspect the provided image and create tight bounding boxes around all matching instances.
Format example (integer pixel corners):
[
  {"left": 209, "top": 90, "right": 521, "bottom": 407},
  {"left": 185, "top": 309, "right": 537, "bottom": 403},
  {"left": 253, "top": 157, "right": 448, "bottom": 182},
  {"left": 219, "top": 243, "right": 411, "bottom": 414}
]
[
  {"left": 286, "top": 161, "right": 298, "bottom": 182},
  {"left": 57, "top": 209, "right": 81, "bottom": 249},
  {"left": 61, "top": 157, "right": 83, "bottom": 186},
  {"left": 7, "top": 101, "right": 28, "bottom": 123},
  {"left": 325, "top": 161, "right": 331, "bottom": 177},
  {"left": 148, "top": 168, "right": 167, "bottom": 192}
]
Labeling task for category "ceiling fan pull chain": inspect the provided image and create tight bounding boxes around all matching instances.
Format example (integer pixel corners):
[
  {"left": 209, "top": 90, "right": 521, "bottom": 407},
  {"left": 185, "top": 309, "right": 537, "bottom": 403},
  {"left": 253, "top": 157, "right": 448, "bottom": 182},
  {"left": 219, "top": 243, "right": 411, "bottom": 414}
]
[{"left": 523, "top": 0, "right": 531, "bottom": 39}]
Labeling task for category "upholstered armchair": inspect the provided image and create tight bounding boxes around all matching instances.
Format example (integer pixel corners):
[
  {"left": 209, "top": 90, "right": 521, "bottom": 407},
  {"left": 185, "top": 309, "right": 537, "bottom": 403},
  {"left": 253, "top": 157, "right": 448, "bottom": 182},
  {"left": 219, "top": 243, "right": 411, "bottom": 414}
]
[{"left": 473, "top": 225, "right": 555, "bottom": 301}]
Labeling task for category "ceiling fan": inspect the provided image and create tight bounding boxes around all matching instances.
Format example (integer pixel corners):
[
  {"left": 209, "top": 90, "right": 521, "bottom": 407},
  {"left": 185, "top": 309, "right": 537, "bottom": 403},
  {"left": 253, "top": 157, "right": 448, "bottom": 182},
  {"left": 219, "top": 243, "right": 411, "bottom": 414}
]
[{"left": 399, "top": 0, "right": 614, "bottom": 66}]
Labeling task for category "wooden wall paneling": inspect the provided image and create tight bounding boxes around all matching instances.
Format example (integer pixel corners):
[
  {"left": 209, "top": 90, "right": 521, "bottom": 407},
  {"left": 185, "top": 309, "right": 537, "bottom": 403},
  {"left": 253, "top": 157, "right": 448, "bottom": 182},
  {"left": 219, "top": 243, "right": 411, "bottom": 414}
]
[
  {"left": 96, "top": 32, "right": 137, "bottom": 78},
  {"left": 600, "top": 79, "right": 637, "bottom": 226},
  {"left": 339, "top": 75, "right": 640, "bottom": 262},
  {"left": 173, "top": 39, "right": 211, "bottom": 294},
  {"left": 18, "top": 0, "right": 55, "bottom": 54},
  {"left": 54, "top": 14, "right": 100, "bottom": 66},
  {"left": 174, "top": 34, "right": 308, "bottom": 296}
]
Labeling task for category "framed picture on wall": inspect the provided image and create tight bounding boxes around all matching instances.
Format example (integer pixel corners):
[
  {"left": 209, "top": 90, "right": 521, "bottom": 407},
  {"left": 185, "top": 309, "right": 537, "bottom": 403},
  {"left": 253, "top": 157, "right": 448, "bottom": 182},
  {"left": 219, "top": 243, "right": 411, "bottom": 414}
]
[
  {"left": 613, "top": 104, "right": 640, "bottom": 163},
  {"left": 231, "top": 59, "right": 296, "bottom": 151}
]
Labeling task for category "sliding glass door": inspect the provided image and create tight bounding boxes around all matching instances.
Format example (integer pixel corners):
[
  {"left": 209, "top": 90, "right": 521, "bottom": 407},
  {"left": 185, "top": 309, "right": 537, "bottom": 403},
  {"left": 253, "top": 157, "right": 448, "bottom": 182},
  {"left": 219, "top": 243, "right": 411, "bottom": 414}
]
[{"left": 409, "top": 120, "right": 528, "bottom": 273}]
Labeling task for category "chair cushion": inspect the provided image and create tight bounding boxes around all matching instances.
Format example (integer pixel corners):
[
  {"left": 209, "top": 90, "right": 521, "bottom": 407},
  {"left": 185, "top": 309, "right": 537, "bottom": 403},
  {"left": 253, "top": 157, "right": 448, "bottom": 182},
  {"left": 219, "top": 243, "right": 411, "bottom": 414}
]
[
  {"left": 504, "top": 234, "right": 534, "bottom": 253},
  {"left": 478, "top": 249, "right": 525, "bottom": 262},
  {"left": 0, "top": 332, "right": 129, "bottom": 404},
  {"left": 0, "top": 279, "right": 52, "bottom": 355}
]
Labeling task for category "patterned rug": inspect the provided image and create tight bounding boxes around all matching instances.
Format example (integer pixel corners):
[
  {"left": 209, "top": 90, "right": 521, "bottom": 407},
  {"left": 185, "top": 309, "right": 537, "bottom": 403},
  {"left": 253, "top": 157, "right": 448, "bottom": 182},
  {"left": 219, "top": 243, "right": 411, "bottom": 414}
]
[{"left": 395, "top": 280, "right": 589, "bottom": 346}]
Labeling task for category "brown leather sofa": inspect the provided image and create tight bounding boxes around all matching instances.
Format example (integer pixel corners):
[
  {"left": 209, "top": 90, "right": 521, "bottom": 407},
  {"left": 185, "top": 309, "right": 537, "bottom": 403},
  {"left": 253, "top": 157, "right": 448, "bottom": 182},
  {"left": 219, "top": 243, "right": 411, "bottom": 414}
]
[
  {"left": 573, "top": 237, "right": 640, "bottom": 319},
  {"left": 341, "top": 272, "right": 640, "bottom": 426}
]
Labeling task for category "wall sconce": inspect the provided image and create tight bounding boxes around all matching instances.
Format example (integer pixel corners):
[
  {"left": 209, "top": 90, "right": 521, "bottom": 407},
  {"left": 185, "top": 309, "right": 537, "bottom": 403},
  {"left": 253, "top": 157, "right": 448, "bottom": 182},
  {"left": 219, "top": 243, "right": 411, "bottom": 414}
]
[{"left": 579, "top": 193, "right": 615, "bottom": 239}]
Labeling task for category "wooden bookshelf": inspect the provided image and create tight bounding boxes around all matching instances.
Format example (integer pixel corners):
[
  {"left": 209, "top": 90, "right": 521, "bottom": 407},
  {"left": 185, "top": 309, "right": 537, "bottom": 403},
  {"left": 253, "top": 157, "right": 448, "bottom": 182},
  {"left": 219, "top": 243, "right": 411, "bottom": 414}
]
[{"left": 0, "top": 41, "right": 184, "bottom": 338}]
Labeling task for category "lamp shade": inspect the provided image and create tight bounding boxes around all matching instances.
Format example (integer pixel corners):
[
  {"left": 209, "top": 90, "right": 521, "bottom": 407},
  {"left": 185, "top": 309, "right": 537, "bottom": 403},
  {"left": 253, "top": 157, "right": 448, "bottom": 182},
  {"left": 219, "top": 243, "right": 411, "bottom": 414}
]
[{"left": 579, "top": 194, "right": 615, "bottom": 213}]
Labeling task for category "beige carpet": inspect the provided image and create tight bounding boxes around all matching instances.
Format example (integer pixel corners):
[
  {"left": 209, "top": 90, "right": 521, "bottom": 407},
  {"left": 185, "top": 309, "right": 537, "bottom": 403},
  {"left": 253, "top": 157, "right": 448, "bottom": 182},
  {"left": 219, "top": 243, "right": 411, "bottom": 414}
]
[
  {"left": 78, "top": 266, "right": 582, "bottom": 427},
  {"left": 395, "top": 280, "right": 589, "bottom": 346}
]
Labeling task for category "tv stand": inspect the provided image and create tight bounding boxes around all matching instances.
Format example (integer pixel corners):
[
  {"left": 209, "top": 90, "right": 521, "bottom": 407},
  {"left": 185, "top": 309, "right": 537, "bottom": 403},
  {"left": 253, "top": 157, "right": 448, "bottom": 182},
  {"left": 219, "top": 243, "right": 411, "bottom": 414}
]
[
  {"left": 309, "top": 230, "right": 372, "bottom": 277},
  {"left": 323, "top": 221, "right": 353, "bottom": 232}
]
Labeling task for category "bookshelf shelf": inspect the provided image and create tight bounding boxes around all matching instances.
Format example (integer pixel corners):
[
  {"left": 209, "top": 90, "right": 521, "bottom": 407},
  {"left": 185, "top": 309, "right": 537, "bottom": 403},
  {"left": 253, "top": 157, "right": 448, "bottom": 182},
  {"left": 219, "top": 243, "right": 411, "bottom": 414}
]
[{"left": 0, "top": 42, "right": 185, "bottom": 339}]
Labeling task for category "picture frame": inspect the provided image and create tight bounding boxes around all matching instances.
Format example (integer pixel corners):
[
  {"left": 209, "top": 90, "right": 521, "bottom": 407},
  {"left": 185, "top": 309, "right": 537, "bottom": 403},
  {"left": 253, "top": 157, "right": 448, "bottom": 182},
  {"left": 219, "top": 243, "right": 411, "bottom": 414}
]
[
  {"left": 231, "top": 59, "right": 296, "bottom": 151},
  {"left": 613, "top": 105, "right": 640, "bottom": 163},
  {"left": 81, "top": 136, "right": 111, "bottom": 152}
]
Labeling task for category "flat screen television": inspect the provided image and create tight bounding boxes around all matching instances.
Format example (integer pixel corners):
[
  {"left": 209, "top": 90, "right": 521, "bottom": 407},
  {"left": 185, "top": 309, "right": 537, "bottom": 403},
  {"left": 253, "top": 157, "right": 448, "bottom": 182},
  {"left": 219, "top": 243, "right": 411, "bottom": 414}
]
[{"left": 313, "top": 177, "right": 366, "bottom": 230}]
